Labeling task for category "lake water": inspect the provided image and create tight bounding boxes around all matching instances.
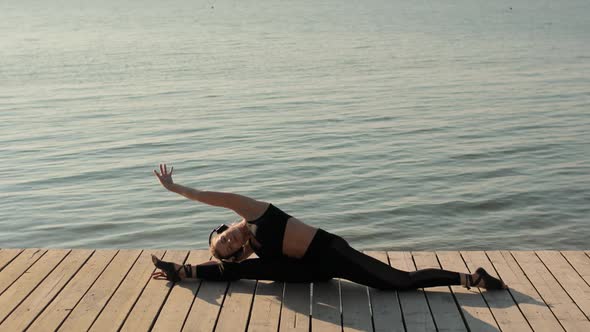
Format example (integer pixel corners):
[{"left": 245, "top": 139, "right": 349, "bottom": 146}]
[{"left": 1, "top": 0, "right": 589, "bottom": 250}]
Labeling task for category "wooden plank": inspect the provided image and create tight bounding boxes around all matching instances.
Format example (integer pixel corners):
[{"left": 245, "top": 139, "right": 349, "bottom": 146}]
[
  {"left": 57, "top": 249, "right": 143, "bottom": 331},
  {"left": 26, "top": 250, "right": 117, "bottom": 332},
  {"left": 0, "top": 248, "right": 46, "bottom": 295},
  {"left": 365, "top": 251, "right": 404, "bottom": 332},
  {"left": 436, "top": 251, "right": 499, "bottom": 332},
  {"left": 3, "top": 249, "right": 587, "bottom": 332},
  {"left": 461, "top": 251, "right": 531, "bottom": 331},
  {"left": 248, "top": 280, "right": 284, "bottom": 332},
  {"left": 0, "top": 249, "right": 69, "bottom": 323},
  {"left": 0, "top": 249, "right": 94, "bottom": 330},
  {"left": 536, "top": 251, "right": 590, "bottom": 319},
  {"left": 340, "top": 277, "right": 372, "bottom": 332},
  {"left": 86, "top": 249, "right": 165, "bottom": 332},
  {"left": 214, "top": 279, "right": 257, "bottom": 332},
  {"left": 120, "top": 250, "right": 189, "bottom": 332},
  {"left": 562, "top": 251, "right": 590, "bottom": 285},
  {"left": 486, "top": 251, "right": 564, "bottom": 332},
  {"left": 182, "top": 273, "right": 228, "bottom": 332},
  {"left": 279, "top": 282, "right": 310, "bottom": 332},
  {"left": 152, "top": 250, "right": 210, "bottom": 332},
  {"left": 511, "top": 251, "right": 590, "bottom": 332},
  {"left": 311, "top": 280, "right": 341, "bottom": 332},
  {"left": 388, "top": 251, "right": 436, "bottom": 332},
  {"left": 0, "top": 249, "right": 23, "bottom": 272},
  {"left": 412, "top": 251, "right": 467, "bottom": 331},
  {"left": 342, "top": 251, "right": 389, "bottom": 332}
]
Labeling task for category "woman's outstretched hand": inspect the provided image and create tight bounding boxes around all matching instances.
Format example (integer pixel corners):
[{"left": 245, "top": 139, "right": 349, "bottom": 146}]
[{"left": 154, "top": 163, "right": 175, "bottom": 190}]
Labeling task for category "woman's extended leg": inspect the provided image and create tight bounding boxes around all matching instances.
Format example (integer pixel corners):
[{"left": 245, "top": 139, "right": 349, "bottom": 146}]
[{"left": 322, "top": 236, "right": 498, "bottom": 290}]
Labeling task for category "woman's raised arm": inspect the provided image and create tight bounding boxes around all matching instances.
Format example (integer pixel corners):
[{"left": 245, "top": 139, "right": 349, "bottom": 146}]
[{"left": 154, "top": 164, "right": 268, "bottom": 220}]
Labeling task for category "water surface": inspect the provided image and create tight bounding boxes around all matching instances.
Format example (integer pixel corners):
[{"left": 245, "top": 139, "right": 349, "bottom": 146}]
[{"left": 1, "top": 0, "right": 589, "bottom": 250}]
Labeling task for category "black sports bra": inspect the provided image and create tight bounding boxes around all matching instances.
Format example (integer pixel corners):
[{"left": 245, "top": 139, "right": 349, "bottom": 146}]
[{"left": 246, "top": 204, "right": 292, "bottom": 259}]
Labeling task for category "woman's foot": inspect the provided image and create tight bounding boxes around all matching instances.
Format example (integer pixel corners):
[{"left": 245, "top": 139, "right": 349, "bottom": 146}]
[
  {"left": 151, "top": 254, "right": 186, "bottom": 281},
  {"left": 468, "top": 267, "right": 508, "bottom": 290}
]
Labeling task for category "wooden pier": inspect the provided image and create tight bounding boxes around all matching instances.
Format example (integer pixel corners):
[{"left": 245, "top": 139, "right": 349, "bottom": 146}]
[{"left": 1, "top": 249, "right": 589, "bottom": 331}]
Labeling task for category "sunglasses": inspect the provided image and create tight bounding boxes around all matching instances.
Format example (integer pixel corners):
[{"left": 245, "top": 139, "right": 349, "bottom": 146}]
[{"left": 209, "top": 224, "right": 244, "bottom": 260}]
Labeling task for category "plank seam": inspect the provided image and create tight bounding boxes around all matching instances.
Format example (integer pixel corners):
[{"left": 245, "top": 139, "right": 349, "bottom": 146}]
[
  {"left": 386, "top": 252, "right": 407, "bottom": 332},
  {"left": 211, "top": 281, "right": 231, "bottom": 332},
  {"left": 508, "top": 251, "right": 566, "bottom": 332},
  {"left": 363, "top": 269, "right": 377, "bottom": 332},
  {"left": 148, "top": 250, "right": 190, "bottom": 331},
  {"left": 410, "top": 252, "right": 438, "bottom": 332},
  {"left": 243, "top": 280, "right": 259, "bottom": 332},
  {"left": 0, "top": 249, "right": 47, "bottom": 297},
  {"left": 434, "top": 252, "right": 470, "bottom": 332},
  {"left": 534, "top": 251, "right": 589, "bottom": 321},
  {"left": 21, "top": 250, "right": 97, "bottom": 331},
  {"left": 0, "top": 249, "right": 72, "bottom": 326},
  {"left": 362, "top": 251, "right": 378, "bottom": 332},
  {"left": 559, "top": 251, "right": 590, "bottom": 289},
  {"left": 87, "top": 249, "right": 145, "bottom": 331},
  {"left": 484, "top": 251, "right": 534, "bottom": 332},
  {"left": 9, "top": 250, "right": 587, "bottom": 332},
  {"left": 117, "top": 250, "right": 169, "bottom": 331},
  {"left": 275, "top": 282, "right": 285, "bottom": 332},
  {"left": 179, "top": 280, "right": 203, "bottom": 332},
  {"left": 458, "top": 251, "right": 502, "bottom": 331},
  {"left": 0, "top": 249, "right": 24, "bottom": 273},
  {"left": 179, "top": 253, "right": 212, "bottom": 332},
  {"left": 338, "top": 278, "right": 343, "bottom": 332},
  {"left": 54, "top": 249, "right": 122, "bottom": 331}
]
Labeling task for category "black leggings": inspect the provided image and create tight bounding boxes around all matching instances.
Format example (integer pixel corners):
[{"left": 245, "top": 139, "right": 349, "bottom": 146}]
[{"left": 196, "top": 229, "right": 462, "bottom": 290}]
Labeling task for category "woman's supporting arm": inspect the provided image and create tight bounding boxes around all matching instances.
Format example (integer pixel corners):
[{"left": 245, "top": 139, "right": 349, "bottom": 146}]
[{"left": 195, "top": 259, "right": 331, "bottom": 282}]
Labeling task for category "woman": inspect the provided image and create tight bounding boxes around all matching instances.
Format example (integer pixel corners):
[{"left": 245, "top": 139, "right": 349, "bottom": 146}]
[{"left": 151, "top": 164, "right": 507, "bottom": 290}]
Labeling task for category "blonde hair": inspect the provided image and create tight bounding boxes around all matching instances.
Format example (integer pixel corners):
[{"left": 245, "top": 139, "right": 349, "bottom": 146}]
[
  {"left": 209, "top": 221, "right": 242, "bottom": 261},
  {"left": 209, "top": 236, "right": 225, "bottom": 260}
]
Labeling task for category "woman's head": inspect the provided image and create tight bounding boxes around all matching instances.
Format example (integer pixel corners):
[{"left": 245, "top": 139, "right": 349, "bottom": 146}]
[{"left": 209, "top": 223, "right": 248, "bottom": 261}]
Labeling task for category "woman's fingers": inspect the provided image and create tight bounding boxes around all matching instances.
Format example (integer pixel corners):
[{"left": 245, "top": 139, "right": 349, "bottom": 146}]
[
  {"left": 157, "top": 163, "right": 173, "bottom": 175},
  {"left": 155, "top": 164, "right": 173, "bottom": 185}
]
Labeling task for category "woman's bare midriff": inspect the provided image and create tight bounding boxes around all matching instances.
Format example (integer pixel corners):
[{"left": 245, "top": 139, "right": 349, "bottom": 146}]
[{"left": 282, "top": 217, "right": 318, "bottom": 258}]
